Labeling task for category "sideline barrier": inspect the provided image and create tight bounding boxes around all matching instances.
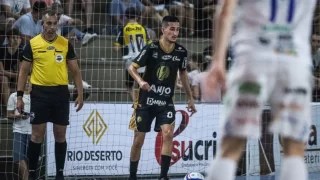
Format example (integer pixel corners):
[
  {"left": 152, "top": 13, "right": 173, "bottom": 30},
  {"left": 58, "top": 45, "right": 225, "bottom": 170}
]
[{"left": 45, "top": 103, "right": 320, "bottom": 176}]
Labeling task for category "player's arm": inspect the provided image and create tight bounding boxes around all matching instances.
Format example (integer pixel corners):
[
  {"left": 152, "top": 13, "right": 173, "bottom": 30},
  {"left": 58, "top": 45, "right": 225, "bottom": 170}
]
[
  {"left": 178, "top": 52, "right": 193, "bottom": 99},
  {"left": 212, "top": 0, "right": 238, "bottom": 67},
  {"left": 113, "top": 30, "right": 123, "bottom": 52},
  {"left": 128, "top": 45, "right": 151, "bottom": 90},
  {"left": 17, "top": 41, "right": 32, "bottom": 97}
]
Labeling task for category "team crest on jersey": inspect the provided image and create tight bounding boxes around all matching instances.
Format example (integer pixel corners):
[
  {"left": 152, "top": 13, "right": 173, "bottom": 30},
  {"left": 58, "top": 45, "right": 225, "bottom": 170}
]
[
  {"left": 156, "top": 65, "right": 170, "bottom": 81},
  {"left": 55, "top": 54, "right": 64, "bottom": 63}
]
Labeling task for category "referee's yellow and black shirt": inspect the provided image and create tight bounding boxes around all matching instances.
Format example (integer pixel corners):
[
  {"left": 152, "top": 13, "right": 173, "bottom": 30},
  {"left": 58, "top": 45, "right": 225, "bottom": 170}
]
[{"left": 22, "top": 34, "right": 77, "bottom": 86}]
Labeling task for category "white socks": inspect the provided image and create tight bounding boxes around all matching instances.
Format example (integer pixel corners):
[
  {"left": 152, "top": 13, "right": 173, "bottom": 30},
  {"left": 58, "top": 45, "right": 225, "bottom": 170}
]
[
  {"left": 280, "top": 156, "right": 307, "bottom": 180},
  {"left": 206, "top": 157, "right": 237, "bottom": 180}
]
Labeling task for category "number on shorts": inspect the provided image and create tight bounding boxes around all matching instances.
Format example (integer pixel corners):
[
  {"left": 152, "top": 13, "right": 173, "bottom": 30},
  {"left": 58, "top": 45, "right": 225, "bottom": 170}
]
[
  {"left": 270, "top": 0, "right": 295, "bottom": 23},
  {"left": 167, "top": 111, "right": 173, "bottom": 118}
]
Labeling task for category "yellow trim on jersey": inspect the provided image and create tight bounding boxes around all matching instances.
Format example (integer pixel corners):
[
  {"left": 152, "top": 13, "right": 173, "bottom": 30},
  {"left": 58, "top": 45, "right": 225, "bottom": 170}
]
[
  {"left": 29, "top": 34, "right": 70, "bottom": 86},
  {"left": 132, "top": 62, "right": 140, "bottom": 68},
  {"left": 114, "top": 42, "right": 121, "bottom": 47},
  {"left": 160, "top": 40, "right": 175, "bottom": 54}
]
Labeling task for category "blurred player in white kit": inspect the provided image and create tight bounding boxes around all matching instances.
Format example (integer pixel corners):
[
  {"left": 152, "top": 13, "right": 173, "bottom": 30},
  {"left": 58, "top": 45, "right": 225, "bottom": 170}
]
[{"left": 205, "top": 0, "right": 316, "bottom": 180}]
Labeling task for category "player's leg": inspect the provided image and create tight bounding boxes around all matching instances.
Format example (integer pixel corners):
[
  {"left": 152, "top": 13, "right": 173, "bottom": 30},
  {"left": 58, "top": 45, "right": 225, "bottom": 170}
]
[
  {"left": 52, "top": 85, "right": 70, "bottom": 179},
  {"left": 125, "top": 70, "right": 135, "bottom": 101},
  {"left": 128, "top": 108, "right": 153, "bottom": 180},
  {"left": 269, "top": 63, "right": 312, "bottom": 180},
  {"left": 206, "top": 62, "right": 269, "bottom": 180},
  {"left": 130, "top": 131, "right": 146, "bottom": 180},
  {"left": 155, "top": 107, "right": 176, "bottom": 179},
  {"left": 13, "top": 133, "right": 29, "bottom": 180}
]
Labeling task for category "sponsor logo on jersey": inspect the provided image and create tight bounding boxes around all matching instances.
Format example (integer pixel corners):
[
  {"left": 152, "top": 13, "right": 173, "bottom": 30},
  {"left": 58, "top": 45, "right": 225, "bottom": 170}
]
[
  {"left": 125, "top": 26, "right": 142, "bottom": 32},
  {"left": 172, "top": 56, "right": 180, "bottom": 61},
  {"left": 162, "top": 55, "right": 172, "bottom": 60},
  {"left": 156, "top": 65, "right": 170, "bottom": 81},
  {"left": 152, "top": 51, "right": 158, "bottom": 58},
  {"left": 150, "top": 84, "right": 171, "bottom": 95},
  {"left": 146, "top": 97, "right": 166, "bottom": 106},
  {"left": 175, "top": 46, "right": 186, "bottom": 52},
  {"left": 47, "top": 46, "right": 55, "bottom": 50}
]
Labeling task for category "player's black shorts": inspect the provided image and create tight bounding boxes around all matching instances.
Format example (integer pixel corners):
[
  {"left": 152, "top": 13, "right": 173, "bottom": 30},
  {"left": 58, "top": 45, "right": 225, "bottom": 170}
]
[
  {"left": 125, "top": 70, "right": 143, "bottom": 88},
  {"left": 30, "top": 84, "right": 70, "bottom": 125},
  {"left": 130, "top": 106, "right": 176, "bottom": 132}
]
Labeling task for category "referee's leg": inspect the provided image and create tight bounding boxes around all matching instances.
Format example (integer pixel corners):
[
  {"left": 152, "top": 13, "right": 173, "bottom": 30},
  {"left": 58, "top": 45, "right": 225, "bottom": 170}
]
[
  {"left": 27, "top": 88, "right": 51, "bottom": 179},
  {"left": 52, "top": 86, "right": 70, "bottom": 179},
  {"left": 27, "top": 124, "right": 46, "bottom": 179}
]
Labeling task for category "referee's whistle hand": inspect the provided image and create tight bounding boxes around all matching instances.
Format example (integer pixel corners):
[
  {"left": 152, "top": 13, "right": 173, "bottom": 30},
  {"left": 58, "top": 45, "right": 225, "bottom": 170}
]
[{"left": 74, "top": 96, "right": 84, "bottom": 112}]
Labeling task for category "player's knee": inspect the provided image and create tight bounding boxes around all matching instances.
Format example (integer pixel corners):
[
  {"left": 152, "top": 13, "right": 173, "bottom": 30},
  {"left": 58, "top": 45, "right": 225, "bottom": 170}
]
[
  {"left": 162, "top": 129, "right": 174, "bottom": 142},
  {"left": 31, "top": 134, "right": 44, "bottom": 143},
  {"left": 281, "top": 137, "right": 305, "bottom": 157},
  {"left": 132, "top": 137, "right": 144, "bottom": 149}
]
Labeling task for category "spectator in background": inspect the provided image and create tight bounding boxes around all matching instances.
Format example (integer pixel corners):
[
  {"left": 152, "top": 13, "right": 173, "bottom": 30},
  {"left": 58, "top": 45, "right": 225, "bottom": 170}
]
[
  {"left": 0, "top": 0, "right": 31, "bottom": 23},
  {"left": 149, "top": 0, "right": 195, "bottom": 36},
  {"left": 109, "top": 0, "right": 162, "bottom": 36},
  {"left": 64, "top": 0, "right": 94, "bottom": 34},
  {"left": 51, "top": 2, "right": 97, "bottom": 45},
  {"left": 0, "top": 29, "right": 23, "bottom": 115},
  {"left": 113, "top": 7, "right": 152, "bottom": 100},
  {"left": 192, "top": 61, "right": 222, "bottom": 103},
  {"left": 176, "top": 53, "right": 203, "bottom": 89},
  {"left": 12, "top": 0, "right": 47, "bottom": 44},
  {"left": 7, "top": 77, "right": 31, "bottom": 180}
]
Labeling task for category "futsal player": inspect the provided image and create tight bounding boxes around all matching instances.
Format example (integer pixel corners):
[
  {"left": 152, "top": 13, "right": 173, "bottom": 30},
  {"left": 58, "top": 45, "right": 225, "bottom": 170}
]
[
  {"left": 127, "top": 16, "right": 197, "bottom": 180},
  {"left": 205, "top": 0, "right": 316, "bottom": 180},
  {"left": 113, "top": 7, "right": 152, "bottom": 100},
  {"left": 17, "top": 9, "right": 84, "bottom": 180}
]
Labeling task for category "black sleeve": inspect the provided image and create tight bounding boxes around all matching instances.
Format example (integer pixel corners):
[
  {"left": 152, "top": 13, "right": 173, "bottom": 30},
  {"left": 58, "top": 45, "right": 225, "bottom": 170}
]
[
  {"left": 179, "top": 49, "right": 188, "bottom": 71},
  {"left": 132, "top": 44, "right": 151, "bottom": 68},
  {"left": 66, "top": 42, "right": 77, "bottom": 60},
  {"left": 21, "top": 41, "right": 33, "bottom": 62}
]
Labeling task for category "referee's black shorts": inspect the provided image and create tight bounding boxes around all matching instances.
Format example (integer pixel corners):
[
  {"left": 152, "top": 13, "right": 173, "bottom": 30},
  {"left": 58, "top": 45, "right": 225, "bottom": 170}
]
[{"left": 30, "top": 84, "right": 70, "bottom": 125}]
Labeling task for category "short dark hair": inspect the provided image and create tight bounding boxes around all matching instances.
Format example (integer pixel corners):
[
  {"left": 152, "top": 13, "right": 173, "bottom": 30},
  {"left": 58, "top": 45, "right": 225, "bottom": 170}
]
[
  {"left": 125, "top": 7, "right": 140, "bottom": 19},
  {"left": 43, "top": 9, "right": 56, "bottom": 16},
  {"left": 162, "top": 16, "right": 180, "bottom": 27},
  {"left": 33, "top": 1, "right": 47, "bottom": 12},
  {"left": 51, "top": 2, "right": 63, "bottom": 12},
  {"left": 6, "top": 28, "right": 20, "bottom": 38}
]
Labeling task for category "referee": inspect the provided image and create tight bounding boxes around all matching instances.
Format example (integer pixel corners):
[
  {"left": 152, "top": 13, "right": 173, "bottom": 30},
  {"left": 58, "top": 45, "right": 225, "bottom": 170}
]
[{"left": 17, "top": 9, "right": 84, "bottom": 180}]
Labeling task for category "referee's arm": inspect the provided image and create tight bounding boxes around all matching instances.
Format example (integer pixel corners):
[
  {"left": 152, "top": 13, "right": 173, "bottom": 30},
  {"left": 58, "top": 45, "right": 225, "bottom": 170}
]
[
  {"left": 17, "top": 41, "right": 33, "bottom": 95},
  {"left": 67, "top": 42, "right": 84, "bottom": 112}
]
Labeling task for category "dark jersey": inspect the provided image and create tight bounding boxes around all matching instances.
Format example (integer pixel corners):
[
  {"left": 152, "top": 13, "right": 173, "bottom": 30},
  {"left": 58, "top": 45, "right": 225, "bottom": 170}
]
[
  {"left": 0, "top": 45, "right": 23, "bottom": 72},
  {"left": 132, "top": 41, "right": 188, "bottom": 107}
]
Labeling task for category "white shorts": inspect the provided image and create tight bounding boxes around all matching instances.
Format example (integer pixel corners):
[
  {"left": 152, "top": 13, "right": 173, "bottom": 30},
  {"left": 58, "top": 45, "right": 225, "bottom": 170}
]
[{"left": 222, "top": 53, "right": 313, "bottom": 142}]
